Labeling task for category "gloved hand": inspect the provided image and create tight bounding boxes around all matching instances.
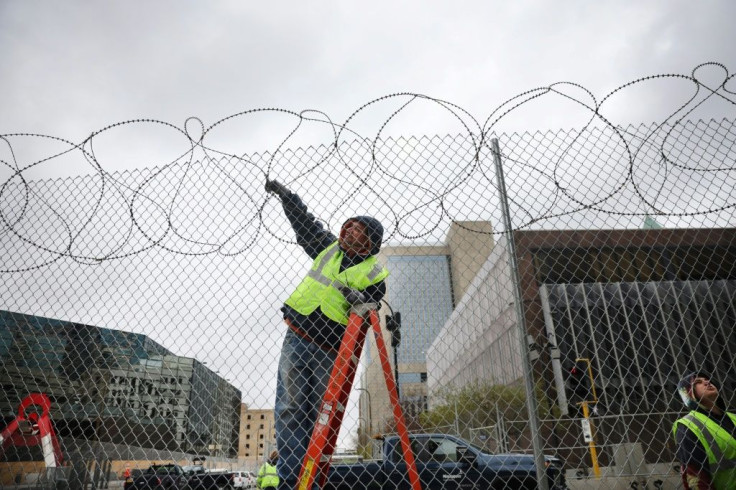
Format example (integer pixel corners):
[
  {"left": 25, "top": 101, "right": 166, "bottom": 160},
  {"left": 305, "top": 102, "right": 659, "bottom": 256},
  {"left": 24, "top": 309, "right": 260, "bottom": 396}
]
[
  {"left": 265, "top": 179, "right": 290, "bottom": 199},
  {"left": 338, "top": 286, "right": 367, "bottom": 305}
]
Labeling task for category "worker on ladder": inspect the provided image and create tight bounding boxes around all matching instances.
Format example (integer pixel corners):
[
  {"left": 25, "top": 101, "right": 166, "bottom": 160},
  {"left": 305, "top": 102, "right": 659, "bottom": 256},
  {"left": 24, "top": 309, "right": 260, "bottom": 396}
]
[{"left": 265, "top": 179, "right": 389, "bottom": 490}]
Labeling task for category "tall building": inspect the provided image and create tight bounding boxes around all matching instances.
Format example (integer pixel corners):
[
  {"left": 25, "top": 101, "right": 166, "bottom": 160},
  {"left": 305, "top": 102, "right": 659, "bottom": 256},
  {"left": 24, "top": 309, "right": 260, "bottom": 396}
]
[
  {"left": 359, "top": 222, "right": 493, "bottom": 434},
  {"left": 427, "top": 227, "right": 736, "bottom": 465},
  {"left": 0, "top": 310, "right": 241, "bottom": 458},
  {"left": 238, "top": 404, "right": 275, "bottom": 467}
]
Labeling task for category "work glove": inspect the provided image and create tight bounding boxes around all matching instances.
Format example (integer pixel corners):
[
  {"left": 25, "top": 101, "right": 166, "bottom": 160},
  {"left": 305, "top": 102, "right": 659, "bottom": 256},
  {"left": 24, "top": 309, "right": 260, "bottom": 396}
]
[
  {"left": 338, "top": 285, "right": 367, "bottom": 305},
  {"left": 264, "top": 179, "right": 290, "bottom": 199}
]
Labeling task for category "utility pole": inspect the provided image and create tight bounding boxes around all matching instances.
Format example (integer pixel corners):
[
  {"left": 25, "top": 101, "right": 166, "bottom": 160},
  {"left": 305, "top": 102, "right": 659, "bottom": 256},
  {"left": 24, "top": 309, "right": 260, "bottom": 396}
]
[
  {"left": 453, "top": 399, "right": 460, "bottom": 436},
  {"left": 492, "top": 138, "right": 549, "bottom": 490},
  {"left": 574, "top": 358, "right": 601, "bottom": 479},
  {"left": 355, "top": 387, "right": 373, "bottom": 435},
  {"left": 386, "top": 313, "right": 402, "bottom": 400}
]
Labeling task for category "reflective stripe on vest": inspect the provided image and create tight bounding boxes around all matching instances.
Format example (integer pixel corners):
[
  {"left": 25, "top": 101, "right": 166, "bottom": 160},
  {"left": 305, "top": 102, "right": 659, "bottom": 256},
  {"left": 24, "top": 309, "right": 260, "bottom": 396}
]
[
  {"left": 674, "top": 411, "right": 736, "bottom": 488},
  {"left": 284, "top": 242, "right": 388, "bottom": 324}
]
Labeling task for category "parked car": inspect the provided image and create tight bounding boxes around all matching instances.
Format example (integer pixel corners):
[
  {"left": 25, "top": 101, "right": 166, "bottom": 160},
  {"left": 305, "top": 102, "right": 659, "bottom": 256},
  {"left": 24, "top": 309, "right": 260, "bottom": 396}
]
[
  {"left": 188, "top": 469, "right": 236, "bottom": 489},
  {"left": 182, "top": 464, "right": 206, "bottom": 476},
  {"left": 128, "top": 463, "right": 189, "bottom": 489},
  {"left": 324, "top": 433, "right": 567, "bottom": 489},
  {"left": 231, "top": 470, "right": 257, "bottom": 489}
]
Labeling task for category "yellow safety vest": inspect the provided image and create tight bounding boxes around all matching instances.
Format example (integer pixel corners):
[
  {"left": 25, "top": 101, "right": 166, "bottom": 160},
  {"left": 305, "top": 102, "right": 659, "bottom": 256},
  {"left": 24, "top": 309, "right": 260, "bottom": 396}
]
[
  {"left": 285, "top": 242, "right": 389, "bottom": 325},
  {"left": 673, "top": 411, "right": 736, "bottom": 489},
  {"left": 257, "top": 462, "right": 279, "bottom": 488}
]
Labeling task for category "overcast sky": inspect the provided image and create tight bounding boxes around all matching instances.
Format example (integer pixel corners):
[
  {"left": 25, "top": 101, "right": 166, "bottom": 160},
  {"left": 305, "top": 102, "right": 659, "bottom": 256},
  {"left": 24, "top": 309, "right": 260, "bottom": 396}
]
[
  {"left": 2, "top": 1, "right": 734, "bottom": 144},
  {"left": 2, "top": 0, "right": 735, "bottom": 452}
]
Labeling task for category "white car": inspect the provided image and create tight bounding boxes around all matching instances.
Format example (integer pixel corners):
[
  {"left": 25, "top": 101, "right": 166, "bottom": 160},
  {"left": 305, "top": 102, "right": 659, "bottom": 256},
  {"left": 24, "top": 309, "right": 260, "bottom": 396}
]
[{"left": 231, "top": 470, "right": 257, "bottom": 489}]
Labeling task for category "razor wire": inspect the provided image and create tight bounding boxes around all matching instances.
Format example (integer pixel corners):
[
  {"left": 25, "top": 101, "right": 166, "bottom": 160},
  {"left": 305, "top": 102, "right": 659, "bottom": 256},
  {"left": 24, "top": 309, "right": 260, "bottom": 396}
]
[
  {"left": 1, "top": 61, "right": 735, "bottom": 489},
  {"left": 1, "top": 62, "right": 734, "bottom": 272}
]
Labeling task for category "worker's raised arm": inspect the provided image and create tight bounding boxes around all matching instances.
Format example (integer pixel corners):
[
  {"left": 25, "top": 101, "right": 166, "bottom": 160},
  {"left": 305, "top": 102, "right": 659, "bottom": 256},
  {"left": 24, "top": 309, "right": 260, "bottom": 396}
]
[{"left": 265, "top": 179, "right": 336, "bottom": 259}]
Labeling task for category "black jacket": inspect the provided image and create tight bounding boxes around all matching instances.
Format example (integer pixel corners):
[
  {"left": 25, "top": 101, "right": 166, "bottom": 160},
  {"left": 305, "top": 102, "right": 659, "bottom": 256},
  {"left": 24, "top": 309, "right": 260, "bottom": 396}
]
[{"left": 278, "top": 190, "right": 386, "bottom": 351}]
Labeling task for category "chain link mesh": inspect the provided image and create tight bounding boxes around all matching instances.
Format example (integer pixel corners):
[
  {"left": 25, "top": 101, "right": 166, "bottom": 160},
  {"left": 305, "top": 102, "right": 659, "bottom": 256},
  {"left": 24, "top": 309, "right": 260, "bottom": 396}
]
[{"left": 2, "top": 64, "right": 735, "bottom": 489}]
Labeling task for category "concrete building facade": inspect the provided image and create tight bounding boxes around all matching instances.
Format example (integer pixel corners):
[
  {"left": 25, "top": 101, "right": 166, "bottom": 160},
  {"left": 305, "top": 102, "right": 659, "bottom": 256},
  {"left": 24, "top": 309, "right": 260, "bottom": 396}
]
[
  {"left": 426, "top": 227, "right": 736, "bottom": 467},
  {"left": 237, "top": 404, "right": 275, "bottom": 468}
]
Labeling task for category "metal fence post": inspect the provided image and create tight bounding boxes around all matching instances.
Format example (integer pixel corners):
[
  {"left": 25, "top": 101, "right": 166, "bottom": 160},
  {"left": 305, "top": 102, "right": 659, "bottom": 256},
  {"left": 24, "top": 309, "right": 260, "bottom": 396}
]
[{"left": 491, "top": 137, "right": 549, "bottom": 490}]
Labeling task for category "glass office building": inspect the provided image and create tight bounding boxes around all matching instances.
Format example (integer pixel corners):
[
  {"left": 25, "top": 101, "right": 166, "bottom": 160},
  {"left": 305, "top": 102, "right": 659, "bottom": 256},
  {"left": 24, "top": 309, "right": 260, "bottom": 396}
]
[
  {"left": 1, "top": 310, "right": 240, "bottom": 457},
  {"left": 360, "top": 222, "right": 495, "bottom": 434}
]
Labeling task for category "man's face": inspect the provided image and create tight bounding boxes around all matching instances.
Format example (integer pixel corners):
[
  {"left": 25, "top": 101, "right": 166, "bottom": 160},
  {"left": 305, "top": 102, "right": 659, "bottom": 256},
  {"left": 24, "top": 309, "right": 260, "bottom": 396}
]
[
  {"left": 339, "top": 220, "right": 371, "bottom": 256},
  {"left": 692, "top": 376, "right": 720, "bottom": 406}
]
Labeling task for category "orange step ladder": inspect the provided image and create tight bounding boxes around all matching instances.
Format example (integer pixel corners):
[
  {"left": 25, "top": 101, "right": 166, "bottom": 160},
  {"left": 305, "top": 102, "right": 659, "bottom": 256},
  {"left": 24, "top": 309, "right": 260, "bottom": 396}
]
[{"left": 297, "top": 304, "right": 422, "bottom": 490}]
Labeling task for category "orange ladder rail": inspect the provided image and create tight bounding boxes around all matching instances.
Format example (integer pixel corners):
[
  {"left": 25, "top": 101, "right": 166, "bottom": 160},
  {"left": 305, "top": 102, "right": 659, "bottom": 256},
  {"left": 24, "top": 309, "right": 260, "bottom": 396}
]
[{"left": 296, "top": 304, "right": 422, "bottom": 490}]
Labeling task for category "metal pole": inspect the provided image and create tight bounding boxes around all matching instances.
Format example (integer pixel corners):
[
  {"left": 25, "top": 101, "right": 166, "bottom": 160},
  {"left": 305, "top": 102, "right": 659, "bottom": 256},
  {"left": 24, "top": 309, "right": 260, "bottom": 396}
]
[
  {"left": 454, "top": 399, "right": 460, "bottom": 436},
  {"left": 539, "top": 284, "right": 570, "bottom": 417},
  {"left": 495, "top": 401, "right": 509, "bottom": 453},
  {"left": 580, "top": 401, "right": 601, "bottom": 478},
  {"left": 576, "top": 358, "right": 601, "bottom": 479},
  {"left": 356, "top": 387, "right": 373, "bottom": 435},
  {"left": 393, "top": 347, "right": 400, "bottom": 400},
  {"left": 491, "top": 138, "right": 549, "bottom": 490}
]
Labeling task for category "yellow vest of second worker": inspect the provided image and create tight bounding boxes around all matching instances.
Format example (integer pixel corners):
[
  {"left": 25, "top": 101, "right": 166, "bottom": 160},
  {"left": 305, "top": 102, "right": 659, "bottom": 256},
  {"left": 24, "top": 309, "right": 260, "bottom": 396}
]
[
  {"left": 257, "top": 462, "right": 279, "bottom": 488},
  {"left": 285, "top": 242, "right": 388, "bottom": 325},
  {"left": 673, "top": 411, "right": 736, "bottom": 489}
]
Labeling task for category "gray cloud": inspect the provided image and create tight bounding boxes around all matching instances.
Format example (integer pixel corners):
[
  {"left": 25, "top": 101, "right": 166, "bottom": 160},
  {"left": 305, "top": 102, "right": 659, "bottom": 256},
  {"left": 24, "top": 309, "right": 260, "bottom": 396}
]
[{"left": 2, "top": 1, "right": 734, "bottom": 144}]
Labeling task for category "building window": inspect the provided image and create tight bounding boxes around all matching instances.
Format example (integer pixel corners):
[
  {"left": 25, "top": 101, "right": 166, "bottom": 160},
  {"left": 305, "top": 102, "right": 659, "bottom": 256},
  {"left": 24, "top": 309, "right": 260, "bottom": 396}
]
[
  {"left": 260, "top": 414, "right": 265, "bottom": 419},
  {"left": 543, "top": 279, "right": 736, "bottom": 414},
  {"left": 260, "top": 424, "right": 264, "bottom": 429}
]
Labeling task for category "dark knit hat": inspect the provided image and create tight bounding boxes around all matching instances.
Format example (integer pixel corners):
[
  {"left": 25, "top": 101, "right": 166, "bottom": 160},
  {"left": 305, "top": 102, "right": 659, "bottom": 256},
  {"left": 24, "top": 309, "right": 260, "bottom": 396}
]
[
  {"left": 341, "top": 216, "right": 384, "bottom": 256},
  {"left": 677, "top": 372, "right": 725, "bottom": 411}
]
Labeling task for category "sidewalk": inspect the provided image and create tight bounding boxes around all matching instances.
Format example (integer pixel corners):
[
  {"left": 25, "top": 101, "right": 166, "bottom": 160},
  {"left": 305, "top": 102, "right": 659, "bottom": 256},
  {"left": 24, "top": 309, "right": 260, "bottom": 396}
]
[{"left": 567, "top": 474, "right": 681, "bottom": 489}]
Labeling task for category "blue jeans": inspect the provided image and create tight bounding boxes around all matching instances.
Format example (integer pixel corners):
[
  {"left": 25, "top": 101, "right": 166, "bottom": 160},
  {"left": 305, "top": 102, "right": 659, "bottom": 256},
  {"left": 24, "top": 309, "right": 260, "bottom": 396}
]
[{"left": 275, "top": 328, "right": 336, "bottom": 490}]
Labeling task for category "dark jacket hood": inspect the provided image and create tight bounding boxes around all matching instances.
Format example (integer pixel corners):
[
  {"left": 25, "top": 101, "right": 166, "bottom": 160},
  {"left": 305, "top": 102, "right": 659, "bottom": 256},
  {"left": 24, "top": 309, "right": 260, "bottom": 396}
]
[{"left": 342, "top": 216, "right": 384, "bottom": 256}]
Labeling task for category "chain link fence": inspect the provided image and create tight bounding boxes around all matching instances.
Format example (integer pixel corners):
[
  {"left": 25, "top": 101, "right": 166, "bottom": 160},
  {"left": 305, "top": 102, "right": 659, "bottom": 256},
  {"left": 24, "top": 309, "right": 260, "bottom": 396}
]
[{"left": 2, "top": 63, "right": 735, "bottom": 489}]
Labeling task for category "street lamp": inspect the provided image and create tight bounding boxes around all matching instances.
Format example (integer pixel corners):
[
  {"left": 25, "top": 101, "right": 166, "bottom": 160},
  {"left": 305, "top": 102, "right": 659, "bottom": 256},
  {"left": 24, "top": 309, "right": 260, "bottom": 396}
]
[
  {"left": 264, "top": 422, "right": 274, "bottom": 463},
  {"left": 355, "top": 387, "right": 372, "bottom": 435}
]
